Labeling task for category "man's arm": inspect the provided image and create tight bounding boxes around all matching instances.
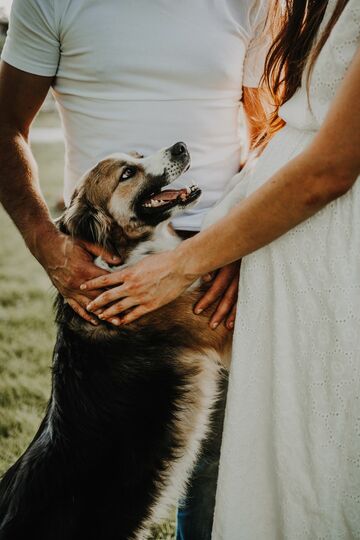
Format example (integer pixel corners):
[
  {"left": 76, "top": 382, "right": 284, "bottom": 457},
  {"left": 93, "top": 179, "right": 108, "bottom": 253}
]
[
  {"left": 0, "top": 62, "right": 119, "bottom": 324},
  {"left": 0, "top": 62, "right": 57, "bottom": 254}
]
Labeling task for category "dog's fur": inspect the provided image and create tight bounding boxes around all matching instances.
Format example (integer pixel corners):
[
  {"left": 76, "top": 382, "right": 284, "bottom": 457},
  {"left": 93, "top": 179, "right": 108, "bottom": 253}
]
[{"left": 0, "top": 144, "right": 231, "bottom": 540}]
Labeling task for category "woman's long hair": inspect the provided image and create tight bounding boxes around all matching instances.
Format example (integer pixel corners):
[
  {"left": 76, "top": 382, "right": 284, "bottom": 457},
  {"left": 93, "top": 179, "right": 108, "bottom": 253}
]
[{"left": 257, "top": 0, "right": 349, "bottom": 146}]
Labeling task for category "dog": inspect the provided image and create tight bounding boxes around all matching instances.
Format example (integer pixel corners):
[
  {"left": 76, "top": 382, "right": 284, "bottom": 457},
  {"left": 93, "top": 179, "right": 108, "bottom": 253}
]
[{"left": 0, "top": 142, "right": 231, "bottom": 540}]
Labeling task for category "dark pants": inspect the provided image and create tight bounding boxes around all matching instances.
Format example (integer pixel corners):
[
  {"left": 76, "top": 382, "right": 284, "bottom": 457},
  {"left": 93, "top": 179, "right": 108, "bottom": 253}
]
[{"left": 176, "top": 372, "right": 228, "bottom": 540}]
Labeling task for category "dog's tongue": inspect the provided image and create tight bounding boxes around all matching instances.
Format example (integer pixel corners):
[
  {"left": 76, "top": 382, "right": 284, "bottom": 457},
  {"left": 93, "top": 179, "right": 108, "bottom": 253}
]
[{"left": 149, "top": 188, "right": 188, "bottom": 203}]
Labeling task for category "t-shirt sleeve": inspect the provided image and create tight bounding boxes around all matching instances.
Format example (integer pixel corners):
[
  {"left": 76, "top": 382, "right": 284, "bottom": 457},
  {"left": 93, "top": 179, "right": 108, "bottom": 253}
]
[
  {"left": 242, "top": 0, "right": 271, "bottom": 88},
  {"left": 1, "top": 0, "right": 60, "bottom": 77}
]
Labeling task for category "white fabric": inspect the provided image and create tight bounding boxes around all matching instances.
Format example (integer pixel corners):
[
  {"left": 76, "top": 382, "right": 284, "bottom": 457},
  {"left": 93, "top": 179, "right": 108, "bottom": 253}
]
[
  {"left": 1, "top": 0, "right": 270, "bottom": 231},
  {"left": 205, "top": 0, "right": 360, "bottom": 538}
]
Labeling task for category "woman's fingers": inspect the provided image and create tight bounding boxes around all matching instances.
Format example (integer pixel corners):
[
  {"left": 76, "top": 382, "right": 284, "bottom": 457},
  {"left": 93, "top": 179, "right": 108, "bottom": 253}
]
[
  {"left": 202, "top": 272, "right": 215, "bottom": 283},
  {"left": 67, "top": 293, "right": 124, "bottom": 327},
  {"left": 117, "top": 305, "right": 149, "bottom": 325},
  {"left": 81, "top": 270, "right": 126, "bottom": 292},
  {"left": 209, "top": 276, "right": 239, "bottom": 329},
  {"left": 86, "top": 285, "right": 126, "bottom": 312},
  {"left": 194, "top": 267, "right": 232, "bottom": 314},
  {"left": 226, "top": 304, "right": 237, "bottom": 330},
  {"left": 82, "top": 240, "right": 121, "bottom": 265},
  {"left": 98, "top": 297, "right": 138, "bottom": 321},
  {"left": 66, "top": 298, "right": 99, "bottom": 326},
  {"left": 195, "top": 262, "right": 240, "bottom": 315},
  {"left": 194, "top": 271, "right": 226, "bottom": 314}
]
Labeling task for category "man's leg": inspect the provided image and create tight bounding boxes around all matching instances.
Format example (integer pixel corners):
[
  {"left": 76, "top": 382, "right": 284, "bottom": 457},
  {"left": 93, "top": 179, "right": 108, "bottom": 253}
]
[{"left": 176, "top": 372, "right": 228, "bottom": 540}]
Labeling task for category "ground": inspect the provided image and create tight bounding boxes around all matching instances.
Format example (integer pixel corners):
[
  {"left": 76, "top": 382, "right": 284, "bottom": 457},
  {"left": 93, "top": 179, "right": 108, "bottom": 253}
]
[{"left": 0, "top": 111, "right": 176, "bottom": 539}]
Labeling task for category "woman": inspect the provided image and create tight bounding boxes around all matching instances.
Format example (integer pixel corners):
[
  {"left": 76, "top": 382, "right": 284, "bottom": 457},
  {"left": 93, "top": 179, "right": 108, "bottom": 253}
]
[{"left": 83, "top": 0, "right": 360, "bottom": 537}]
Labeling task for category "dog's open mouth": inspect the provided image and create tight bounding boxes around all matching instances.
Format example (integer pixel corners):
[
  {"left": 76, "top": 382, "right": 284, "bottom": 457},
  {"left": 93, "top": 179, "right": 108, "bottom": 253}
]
[{"left": 140, "top": 184, "right": 201, "bottom": 212}]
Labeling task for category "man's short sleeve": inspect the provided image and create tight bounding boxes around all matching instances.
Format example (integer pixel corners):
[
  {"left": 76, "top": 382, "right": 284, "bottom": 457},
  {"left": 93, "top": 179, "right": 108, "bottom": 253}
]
[
  {"left": 1, "top": 0, "right": 60, "bottom": 77},
  {"left": 242, "top": 0, "right": 271, "bottom": 88}
]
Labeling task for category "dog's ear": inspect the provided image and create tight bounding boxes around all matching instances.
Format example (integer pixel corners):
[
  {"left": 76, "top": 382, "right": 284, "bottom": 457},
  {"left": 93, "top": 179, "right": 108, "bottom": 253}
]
[{"left": 59, "top": 194, "right": 112, "bottom": 246}]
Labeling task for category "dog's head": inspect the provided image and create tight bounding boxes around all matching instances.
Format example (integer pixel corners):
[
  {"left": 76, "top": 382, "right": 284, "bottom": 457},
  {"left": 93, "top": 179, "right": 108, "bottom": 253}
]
[{"left": 60, "top": 142, "right": 201, "bottom": 255}]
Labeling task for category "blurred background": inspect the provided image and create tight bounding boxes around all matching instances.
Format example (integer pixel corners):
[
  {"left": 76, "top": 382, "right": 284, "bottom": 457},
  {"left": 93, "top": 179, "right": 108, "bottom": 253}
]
[{"left": 0, "top": 2, "right": 174, "bottom": 537}]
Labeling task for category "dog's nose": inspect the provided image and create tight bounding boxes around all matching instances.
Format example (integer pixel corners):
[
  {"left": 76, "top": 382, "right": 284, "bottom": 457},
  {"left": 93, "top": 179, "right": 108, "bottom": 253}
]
[{"left": 170, "top": 142, "right": 188, "bottom": 158}]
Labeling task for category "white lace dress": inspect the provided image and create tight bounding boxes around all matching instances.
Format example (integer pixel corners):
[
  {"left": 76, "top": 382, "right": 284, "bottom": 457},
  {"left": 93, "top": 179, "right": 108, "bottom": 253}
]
[{"left": 206, "top": 1, "right": 360, "bottom": 538}]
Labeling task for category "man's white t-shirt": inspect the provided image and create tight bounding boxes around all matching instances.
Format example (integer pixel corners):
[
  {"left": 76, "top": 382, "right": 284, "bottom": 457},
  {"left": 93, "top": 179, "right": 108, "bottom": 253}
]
[{"left": 2, "top": 0, "right": 269, "bottom": 231}]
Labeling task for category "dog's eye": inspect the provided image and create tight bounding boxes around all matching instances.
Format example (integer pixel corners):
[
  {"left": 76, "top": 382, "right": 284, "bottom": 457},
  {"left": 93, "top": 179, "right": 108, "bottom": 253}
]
[{"left": 120, "top": 167, "right": 137, "bottom": 181}]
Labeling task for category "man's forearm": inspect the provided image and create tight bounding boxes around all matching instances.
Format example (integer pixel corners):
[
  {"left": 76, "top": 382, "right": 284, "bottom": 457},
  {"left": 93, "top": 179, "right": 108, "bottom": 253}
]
[{"left": 0, "top": 127, "right": 60, "bottom": 265}]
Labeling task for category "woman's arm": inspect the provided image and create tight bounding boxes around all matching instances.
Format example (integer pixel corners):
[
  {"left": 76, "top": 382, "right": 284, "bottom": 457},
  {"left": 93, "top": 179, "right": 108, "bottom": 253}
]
[
  {"left": 183, "top": 47, "right": 360, "bottom": 275},
  {"left": 84, "top": 48, "right": 360, "bottom": 324}
]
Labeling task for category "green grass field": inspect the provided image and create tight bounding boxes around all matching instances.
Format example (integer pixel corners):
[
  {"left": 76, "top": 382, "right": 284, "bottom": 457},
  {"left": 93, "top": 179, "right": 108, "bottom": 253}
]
[{"left": 0, "top": 112, "right": 175, "bottom": 538}]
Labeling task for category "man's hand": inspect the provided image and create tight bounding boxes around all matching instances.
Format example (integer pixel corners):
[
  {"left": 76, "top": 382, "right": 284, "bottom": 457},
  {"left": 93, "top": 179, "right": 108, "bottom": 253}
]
[
  {"left": 37, "top": 231, "right": 121, "bottom": 325},
  {"left": 194, "top": 261, "right": 240, "bottom": 330}
]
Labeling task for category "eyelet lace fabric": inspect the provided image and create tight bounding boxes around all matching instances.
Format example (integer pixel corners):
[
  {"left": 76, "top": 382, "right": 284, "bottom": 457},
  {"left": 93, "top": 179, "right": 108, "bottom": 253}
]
[{"left": 210, "top": 1, "right": 360, "bottom": 539}]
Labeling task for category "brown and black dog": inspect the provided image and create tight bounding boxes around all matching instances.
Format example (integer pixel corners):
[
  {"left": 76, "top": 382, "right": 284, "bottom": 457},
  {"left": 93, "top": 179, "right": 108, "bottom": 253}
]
[{"left": 0, "top": 142, "right": 231, "bottom": 540}]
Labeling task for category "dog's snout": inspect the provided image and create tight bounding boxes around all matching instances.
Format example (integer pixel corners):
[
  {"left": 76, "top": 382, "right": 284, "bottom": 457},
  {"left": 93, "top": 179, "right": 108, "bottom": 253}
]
[{"left": 170, "top": 142, "right": 188, "bottom": 158}]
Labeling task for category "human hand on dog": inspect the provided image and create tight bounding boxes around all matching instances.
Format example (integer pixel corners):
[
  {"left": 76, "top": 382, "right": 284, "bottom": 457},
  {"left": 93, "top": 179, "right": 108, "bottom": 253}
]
[
  {"left": 82, "top": 250, "right": 198, "bottom": 325},
  {"left": 194, "top": 261, "right": 240, "bottom": 330},
  {"left": 39, "top": 232, "right": 121, "bottom": 325}
]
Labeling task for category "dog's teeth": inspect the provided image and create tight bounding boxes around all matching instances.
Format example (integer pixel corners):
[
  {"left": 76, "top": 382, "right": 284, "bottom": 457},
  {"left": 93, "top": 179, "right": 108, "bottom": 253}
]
[{"left": 186, "top": 186, "right": 191, "bottom": 195}]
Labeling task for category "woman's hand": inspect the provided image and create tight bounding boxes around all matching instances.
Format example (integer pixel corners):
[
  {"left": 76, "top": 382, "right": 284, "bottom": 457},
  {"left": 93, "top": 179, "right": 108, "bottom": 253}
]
[
  {"left": 82, "top": 250, "right": 199, "bottom": 325},
  {"left": 194, "top": 261, "right": 240, "bottom": 330}
]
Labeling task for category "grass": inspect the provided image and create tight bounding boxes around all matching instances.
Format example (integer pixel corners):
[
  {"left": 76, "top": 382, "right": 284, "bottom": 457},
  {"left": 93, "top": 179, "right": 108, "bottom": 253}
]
[{"left": 0, "top": 112, "right": 176, "bottom": 539}]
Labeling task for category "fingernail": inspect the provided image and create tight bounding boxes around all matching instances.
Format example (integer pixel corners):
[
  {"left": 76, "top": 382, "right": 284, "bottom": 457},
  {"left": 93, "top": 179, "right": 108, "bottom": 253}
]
[
  {"left": 80, "top": 284, "right": 86, "bottom": 290},
  {"left": 211, "top": 322, "right": 219, "bottom": 330},
  {"left": 228, "top": 321, "right": 234, "bottom": 329},
  {"left": 91, "top": 319, "right": 99, "bottom": 326},
  {"left": 87, "top": 303, "right": 93, "bottom": 311},
  {"left": 111, "top": 319, "right": 120, "bottom": 326},
  {"left": 98, "top": 314, "right": 104, "bottom": 319},
  {"left": 194, "top": 308, "right": 203, "bottom": 315},
  {"left": 112, "top": 255, "right": 120, "bottom": 262}
]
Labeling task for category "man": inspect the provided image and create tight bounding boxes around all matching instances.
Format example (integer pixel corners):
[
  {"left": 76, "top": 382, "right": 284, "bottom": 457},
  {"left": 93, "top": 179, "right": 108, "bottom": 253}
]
[{"left": 0, "top": 0, "right": 269, "bottom": 537}]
